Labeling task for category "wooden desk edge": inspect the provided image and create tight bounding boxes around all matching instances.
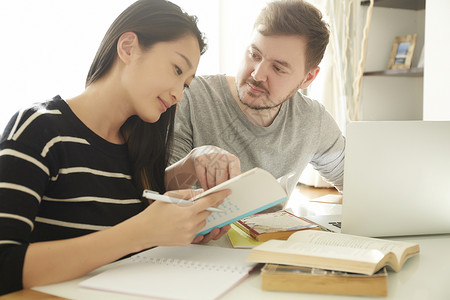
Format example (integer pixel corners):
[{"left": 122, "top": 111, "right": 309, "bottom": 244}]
[{"left": 0, "top": 289, "right": 67, "bottom": 300}]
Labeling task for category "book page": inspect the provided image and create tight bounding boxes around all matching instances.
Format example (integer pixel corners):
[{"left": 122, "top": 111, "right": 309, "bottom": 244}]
[
  {"left": 276, "top": 171, "right": 295, "bottom": 193},
  {"left": 288, "top": 230, "right": 416, "bottom": 260},
  {"left": 254, "top": 239, "right": 385, "bottom": 264}
]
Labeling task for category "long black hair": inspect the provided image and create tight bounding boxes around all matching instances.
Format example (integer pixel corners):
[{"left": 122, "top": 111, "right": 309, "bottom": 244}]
[{"left": 86, "top": 0, "right": 207, "bottom": 194}]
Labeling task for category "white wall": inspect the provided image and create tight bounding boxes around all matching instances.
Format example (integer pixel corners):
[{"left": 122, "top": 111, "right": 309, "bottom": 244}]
[
  {"left": 0, "top": 0, "right": 266, "bottom": 132},
  {"left": 218, "top": 0, "right": 268, "bottom": 76},
  {"left": 423, "top": 0, "right": 450, "bottom": 120},
  {"left": 0, "top": 1, "right": 133, "bottom": 131},
  {"left": 360, "top": 7, "right": 425, "bottom": 121}
]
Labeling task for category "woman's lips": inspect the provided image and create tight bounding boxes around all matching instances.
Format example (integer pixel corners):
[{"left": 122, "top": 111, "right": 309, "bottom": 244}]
[{"left": 158, "top": 97, "right": 169, "bottom": 112}]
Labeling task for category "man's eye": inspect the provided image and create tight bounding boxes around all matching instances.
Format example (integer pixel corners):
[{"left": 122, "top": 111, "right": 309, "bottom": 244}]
[
  {"left": 274, "top": 65, "right": 285, "bottom": 73},
  {"left": 249, "top": 51, "right": 260, "bottom": 60},
  {"left": 175, "top": 66, "right": 183, "bottom": 75}
]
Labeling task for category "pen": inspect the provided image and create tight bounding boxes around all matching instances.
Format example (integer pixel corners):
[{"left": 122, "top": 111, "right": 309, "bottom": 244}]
[{"left": 142, "top": 190, "right": 225, "bottom": 213}]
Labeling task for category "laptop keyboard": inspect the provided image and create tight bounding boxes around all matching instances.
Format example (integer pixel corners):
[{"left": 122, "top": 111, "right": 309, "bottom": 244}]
[{"left": 329, "top": 221, "right": 341, "bottom": 229}]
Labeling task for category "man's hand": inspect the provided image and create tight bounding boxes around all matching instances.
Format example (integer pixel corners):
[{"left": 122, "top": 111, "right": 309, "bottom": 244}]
[
  {"left": 189, "top": 145, "right": 241, "bottom": 190},
  {"left": 166, "top": 146, "right": 241, "bottom": 191}
]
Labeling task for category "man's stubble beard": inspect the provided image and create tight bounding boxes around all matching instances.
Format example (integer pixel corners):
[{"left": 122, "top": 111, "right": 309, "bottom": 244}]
[{"left": 236, "top": 78, "right": 302, "bottom": 111}]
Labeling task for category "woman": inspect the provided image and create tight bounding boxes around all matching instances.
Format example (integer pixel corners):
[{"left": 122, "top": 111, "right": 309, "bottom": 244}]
[{"left": 0, "top": 0, "right": 230, "bottom": 294}]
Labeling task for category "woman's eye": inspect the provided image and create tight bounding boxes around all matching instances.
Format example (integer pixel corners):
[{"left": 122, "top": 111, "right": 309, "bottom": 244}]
[
  {"left": 175, "top": 66, "right": 183, "bottom": 75},
  {"left": 184, "top": 83, "right": 190, "bottom": 89}
]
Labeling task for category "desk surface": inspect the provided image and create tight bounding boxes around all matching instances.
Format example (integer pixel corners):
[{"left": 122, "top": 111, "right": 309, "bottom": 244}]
[
  {"left": 5, "top": 187, "right": 450, "bottom": 300},
  {"left": 26, "top": 233, "right": 450, "bottom": 300}
]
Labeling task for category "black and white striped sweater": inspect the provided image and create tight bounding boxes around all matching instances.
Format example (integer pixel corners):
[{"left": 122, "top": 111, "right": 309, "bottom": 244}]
[{"left": 0, "top": 96, "right": 147, "bottom": 294}]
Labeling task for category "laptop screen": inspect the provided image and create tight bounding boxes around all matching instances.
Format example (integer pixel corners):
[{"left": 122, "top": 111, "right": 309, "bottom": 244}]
[{"left": 341, "top": 121, "right": 450, "bottom": 237}]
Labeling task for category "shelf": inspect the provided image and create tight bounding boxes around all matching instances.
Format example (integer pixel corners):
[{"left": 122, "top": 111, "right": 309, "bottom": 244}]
[
  {"left": 361, "top": 0, "right": 425, "bottom": 10},
  {"left": 363, "top": 67, "right": 423, "bottom": 77}
]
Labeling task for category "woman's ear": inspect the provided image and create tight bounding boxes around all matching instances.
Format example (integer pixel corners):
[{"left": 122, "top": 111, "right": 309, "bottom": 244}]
[
  {"left": 117, "top": 32, "right": 139, "bottom": 65},
  {"left": 299, "top": 66, "right": 320, "bottom": 90}
]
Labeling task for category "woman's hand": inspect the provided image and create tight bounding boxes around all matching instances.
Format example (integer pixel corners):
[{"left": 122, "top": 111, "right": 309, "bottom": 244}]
[
  {"left": 135, "top": 189, "right": 231, "bottom": 248},
  {"left": 192, "top": 225, "right": 231, "bottom": 244}
]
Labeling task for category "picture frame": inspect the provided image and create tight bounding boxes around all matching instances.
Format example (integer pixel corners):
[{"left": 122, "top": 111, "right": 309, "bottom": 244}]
[
  {"left": 417, "top": 44, "right": 424, "bottom": 68},
  {"left": 387, "top": 34, "right": 417, "bottom": 70}
]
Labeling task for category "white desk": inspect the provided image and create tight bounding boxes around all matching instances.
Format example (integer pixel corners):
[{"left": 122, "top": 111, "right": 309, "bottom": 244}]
[
  {"left": 18, "top": 189, "right": 450, "bottom": 299},
  {"left": 33, "top": 233, "right": 450, "bottom": 300}
]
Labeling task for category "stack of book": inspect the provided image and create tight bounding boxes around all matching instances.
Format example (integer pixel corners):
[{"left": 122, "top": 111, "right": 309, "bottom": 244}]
[
  {"left": 261, "top": 264, "right": 388, "bottom": 297},
  {"left": 227, "top": 209, "right": 319, "bottom": 248},
  {"left": 247, "top": 230, "right": 420, "bottom": 297}
]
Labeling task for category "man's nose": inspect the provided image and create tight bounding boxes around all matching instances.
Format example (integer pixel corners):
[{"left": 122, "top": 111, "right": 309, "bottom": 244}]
[{"left": 251, "top": 62, "right": 268, "bottom": 82}]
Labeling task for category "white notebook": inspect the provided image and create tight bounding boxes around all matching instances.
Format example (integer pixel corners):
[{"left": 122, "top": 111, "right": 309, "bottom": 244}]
[
  {"left": 79, "top": 244, "right": 256, "bottom": 300},
  {"left": 195, "top": 168, "right": 288, "bottom": 235}
]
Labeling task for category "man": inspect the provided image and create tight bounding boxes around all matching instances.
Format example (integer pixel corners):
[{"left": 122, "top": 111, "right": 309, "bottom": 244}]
[{"left": 166, "top": 0, "right": 344, "bottom": 201}]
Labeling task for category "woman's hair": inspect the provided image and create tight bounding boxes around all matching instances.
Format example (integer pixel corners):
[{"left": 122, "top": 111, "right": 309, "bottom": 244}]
[
  {"left": 254, "top": 0, "right": 329, "bottom": 72},
  {"left": 86, "top": 0, "right": 207, "bottom": 194}
]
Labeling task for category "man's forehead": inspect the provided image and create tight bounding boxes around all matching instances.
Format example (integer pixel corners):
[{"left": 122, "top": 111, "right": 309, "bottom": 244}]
[{"left": 249, "top": 30, "right": 307, "bottom": 68}]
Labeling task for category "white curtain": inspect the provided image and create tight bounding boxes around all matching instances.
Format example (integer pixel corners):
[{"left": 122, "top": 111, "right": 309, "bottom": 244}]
[{"left": 299, "top": 0, "right": 368, "bottom": 188}]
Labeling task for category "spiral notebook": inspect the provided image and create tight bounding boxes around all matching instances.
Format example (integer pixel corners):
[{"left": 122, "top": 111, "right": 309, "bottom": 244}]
[{"left": 79, "top": 244, "right": 256, "bottom": 300}]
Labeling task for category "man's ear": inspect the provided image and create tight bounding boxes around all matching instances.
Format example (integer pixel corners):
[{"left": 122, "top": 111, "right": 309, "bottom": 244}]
[
  {"left": 117, "top": 32, "right": 139, "bottom": 65},
  {"left": 299, "top": 66, "right": 320, "bottom": 89}
]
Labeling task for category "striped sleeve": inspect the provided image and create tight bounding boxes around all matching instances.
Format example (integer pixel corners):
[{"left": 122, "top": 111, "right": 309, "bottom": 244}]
[
  {"left": 0, "top": 145, "right": 49, "bottom": 230},
  {"left": 0, "top": 110, "right": 52, "bottom": 294},
  {"left": 0, "top": 98, "right": 145, "bottom": 294}
]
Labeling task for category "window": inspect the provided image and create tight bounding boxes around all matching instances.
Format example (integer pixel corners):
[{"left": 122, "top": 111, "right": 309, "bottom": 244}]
[{"left": 0, "top": 0, "right": 265, "bottom": 131}]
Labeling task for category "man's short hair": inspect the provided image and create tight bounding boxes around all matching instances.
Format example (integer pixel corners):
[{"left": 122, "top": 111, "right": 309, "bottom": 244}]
[{"left": 254, "top": 0, "right": 330, "bottom": 72}]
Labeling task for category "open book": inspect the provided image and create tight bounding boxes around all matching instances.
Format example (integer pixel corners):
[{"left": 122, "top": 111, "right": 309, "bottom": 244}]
[
  {"left": 193, "top": 168, "right": 288, "bottom": 235},
  {"left": 248, "top": 230, "right": 420, "bottom": 275},
  {"left": 80, "top": 245, "right": 256, "bottom": 300}
]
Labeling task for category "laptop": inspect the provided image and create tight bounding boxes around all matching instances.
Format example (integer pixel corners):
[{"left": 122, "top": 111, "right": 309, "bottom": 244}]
[{"left": 304, "top": 121, "right": 450, "bottom": 237}]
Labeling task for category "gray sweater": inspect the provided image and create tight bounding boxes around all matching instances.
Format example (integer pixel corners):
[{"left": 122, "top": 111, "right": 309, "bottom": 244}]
[{"left": 170, "top": 75, "right": 345, "bottom": 196}]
